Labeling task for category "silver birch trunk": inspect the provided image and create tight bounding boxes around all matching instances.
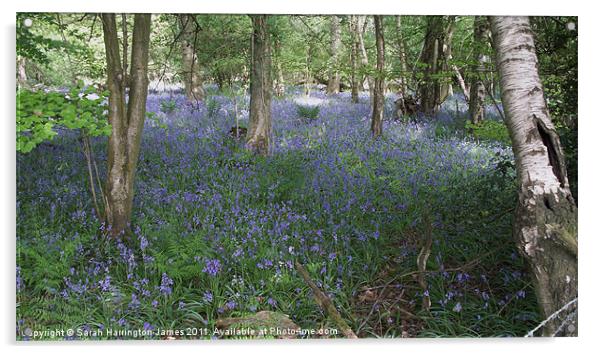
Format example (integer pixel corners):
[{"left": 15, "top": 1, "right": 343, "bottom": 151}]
[
  {"left": 490, "top": 16, "right": 578, "bottom": 336},
  {"left": 469, "top": 16, "right": 489, "bottom": 124}
]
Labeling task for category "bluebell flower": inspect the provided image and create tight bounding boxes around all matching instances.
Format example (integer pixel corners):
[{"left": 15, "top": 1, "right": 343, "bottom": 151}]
[{"left": 202, "top": 259, "right": 221, "bottom": 277}]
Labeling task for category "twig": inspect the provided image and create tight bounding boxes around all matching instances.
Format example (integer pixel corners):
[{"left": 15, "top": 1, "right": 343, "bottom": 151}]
[
  {"left": 524, "top": 297, "right": 578, "bottom": 337},
  {"left": 79, "top": 133, "right": 102, "bottom": 221},
  {"left": 295, "top": 261, "right": 358, "bottom": 339},
  {"left": 356, "top": 284, "right": 418, "bottom": 333},
  {"left": 368, "top": 243, "right": 508, "bottom": 293}
]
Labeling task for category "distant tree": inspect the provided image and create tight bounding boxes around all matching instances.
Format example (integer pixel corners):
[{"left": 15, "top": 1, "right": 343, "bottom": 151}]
[
  {"left": 418, "top": 16, "right": 455, "bottom": 115},
  {"left": 178, "top": 14, "right": 204, "bottom": 102},
  {"left": 468, "top": 16, "right": 489, "bottom": 124},
  {"left": 490, "top": 16, "right": 578, "bottom": 336},
  {"left": 274, "top": 37, "right": 286, "bottom": 97},
  {"left": 101, "top": 14, "right": 152, "bottom": 238},
  {"left": 16, "top": 13, "right": 69, "bottom": 87},
  {"left": 371, "top": 15, "right": 385, "bottom": 138},
  {"left": 246, "top": 15, "right": 272, "bottom": 156},
  {"left": 394, "top": 15, "right": 409, "bottom": 96},
  {"left": 357, "top": 16, "right": 373, "bottom": 99},
  {"left": 326, "top": 16, "right": 342, "bottom": 94},
  {"left": 348, "top": 15, "right": 360, "bottom": 103}
]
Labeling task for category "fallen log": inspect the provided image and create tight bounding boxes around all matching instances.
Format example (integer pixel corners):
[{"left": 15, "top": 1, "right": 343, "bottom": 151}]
[{"left": 294, "top": 261, "right": 358, "bottom": 339}]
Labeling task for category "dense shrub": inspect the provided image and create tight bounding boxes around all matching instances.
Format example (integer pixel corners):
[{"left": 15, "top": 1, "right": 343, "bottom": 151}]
[
  {"left": 295, "top": 104, "right": 320, "bottom": 120},
  {"left": 465, "top": 119, "right": 512, "bottom": 145}
]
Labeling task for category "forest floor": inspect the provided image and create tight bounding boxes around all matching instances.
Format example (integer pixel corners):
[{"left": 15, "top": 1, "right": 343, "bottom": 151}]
[{"left": 16, "top": 86, "right": 540, "bottom": 339}]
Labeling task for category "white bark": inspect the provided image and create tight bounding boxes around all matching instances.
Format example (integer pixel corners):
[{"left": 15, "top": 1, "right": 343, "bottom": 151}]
[
  {"left": 469, "top": 16, "right": 489, "bottom": 124},
  {"left": 490, "top": 16, "right": 577, "bottom": 337}
]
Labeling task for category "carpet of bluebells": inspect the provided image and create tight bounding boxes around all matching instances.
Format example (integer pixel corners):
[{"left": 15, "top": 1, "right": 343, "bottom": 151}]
[{"left": 16, "top": 85, "right": 539, "bottom": 339}]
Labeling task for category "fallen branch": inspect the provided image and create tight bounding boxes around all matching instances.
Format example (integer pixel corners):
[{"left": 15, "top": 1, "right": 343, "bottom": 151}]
[
  {"left": 294, "top": 261, "right": 358, "bottom": 339},
  {"left": 416, "top": 211, "right": 433, "bottom": 312}
]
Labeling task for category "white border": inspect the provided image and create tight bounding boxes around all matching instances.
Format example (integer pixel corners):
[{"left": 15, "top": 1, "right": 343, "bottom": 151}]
[{"left": 2, "top": 1, "right": 600, "bottom": 354}]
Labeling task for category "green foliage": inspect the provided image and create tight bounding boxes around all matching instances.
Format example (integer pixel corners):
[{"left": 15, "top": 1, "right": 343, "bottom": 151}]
[
  {"left": 465, "top": 120, "right": 511, "bottom": 145},
  {"left": 194, "top": 15, "right": 253, "bottom": 88},
  {"left": 206, "top": 97, "right": 221, "bottom": 118},
  {"left": 17, "top": 82, "right": 111, "bottom": 153},
  {"left": 160, "top": 99, "right": 177, "bottom": 114},
  {"left": 17, "top": 14, "right": 106, "bottom": 86},
  {"left": 17, "top": 13, "right": 65, "bottom": 65},
  {"left": 146, "top": 111, "right": 168, "bottom": 131},
  {"left": 295, "top": 104, "right": 320, "bottom": 120}
]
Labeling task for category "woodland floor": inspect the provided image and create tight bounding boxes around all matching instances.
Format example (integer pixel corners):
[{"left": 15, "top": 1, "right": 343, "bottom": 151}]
[{"left": 16, "top": 86, "right": 540, "bottom": 339}]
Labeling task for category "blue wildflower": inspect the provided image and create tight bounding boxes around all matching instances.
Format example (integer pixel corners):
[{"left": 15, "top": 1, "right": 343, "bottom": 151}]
[{"left": 202, "top": 259, "right": 221, "bottom": 277}]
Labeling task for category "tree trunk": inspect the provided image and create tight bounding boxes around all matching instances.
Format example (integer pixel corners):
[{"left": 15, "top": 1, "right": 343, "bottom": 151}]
[
  {"left": 101, "top": 14, "right": 152, "bottom": 238},
  {"left": 452, "top": 64, "right": 470, "bottom": 102},
  {"left": 246, "top": 15, "right": 272, "bottom": 156},
  {"left": 179, "top": 14, "right": 204, "bottom": 103},
  {"left": 357, "top": 16, "right": 373, "bottom": 100},
  {"left": 490, "top": 16, "right": 578, "bottom": 337},
  {"left": 274, "top": 39, "right": 285, "bottom": 97},
  {"left": 349, "top": 15, "right": 360, "bottom": 103},
  {"left": 371, "top": 15, "right": 385, "bottom": 138},
  {"left": 441, "top": 21, "right": 455, "bottom": 101},
  {"left": 17, "top": 57, "right": 27, "bottom": 87},
  {"left": 304, "top": 46, "right": 312, "bottom": 97},
  {"left": 469, "top": 16, "right": 489, "bottom": 124},
  {"left": 418, "top": 16, "right": 455, "bottom": 115},
  {"left": 395, "top": 16, "right": 409, "bottom": 95},
  {"left": 326, "top": 16, "right": 342, "bottom": 95}
]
